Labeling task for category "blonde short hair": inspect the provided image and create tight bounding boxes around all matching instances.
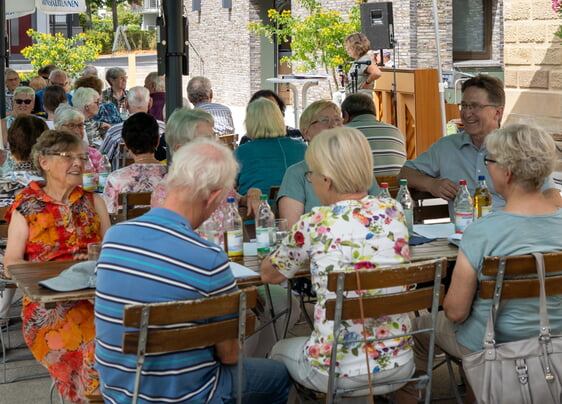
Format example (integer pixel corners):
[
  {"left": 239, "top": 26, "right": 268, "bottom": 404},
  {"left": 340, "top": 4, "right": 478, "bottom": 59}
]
[
  {"left": 167, "top": 137, "right": 239, "bottom": 202},
  {"left": 485, "top": 123, "right": 557, "bottom": 191},
  {"left": 299, "top": 100, "right": 340, "bottom": 133},
  {"left": 306, "top": 127, "right": 373, "bottom": 194},
  {"left": 245, "top": 97, "right": 285, "bottom": 140}
]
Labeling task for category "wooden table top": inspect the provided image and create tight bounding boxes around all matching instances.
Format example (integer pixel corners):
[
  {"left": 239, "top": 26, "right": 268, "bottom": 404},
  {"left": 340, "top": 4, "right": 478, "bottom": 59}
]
[{"left": 6, "top": 239, "right": 458, "bottom": 304}]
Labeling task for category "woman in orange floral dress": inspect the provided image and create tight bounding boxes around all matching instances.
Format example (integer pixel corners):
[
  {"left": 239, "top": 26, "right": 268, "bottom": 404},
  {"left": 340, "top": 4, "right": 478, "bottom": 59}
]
[{"left": 4, "top": 130, "right": 111, "bottom": 403}]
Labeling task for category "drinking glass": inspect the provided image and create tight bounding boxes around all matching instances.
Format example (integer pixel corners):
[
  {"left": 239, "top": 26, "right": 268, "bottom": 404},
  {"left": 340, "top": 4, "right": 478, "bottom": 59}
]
[
  {"left": 273, "top": 218, "right": 289, "bottom": 248},
  {"left": 87, "top": 242, "right": 102, "bottom": 261}
]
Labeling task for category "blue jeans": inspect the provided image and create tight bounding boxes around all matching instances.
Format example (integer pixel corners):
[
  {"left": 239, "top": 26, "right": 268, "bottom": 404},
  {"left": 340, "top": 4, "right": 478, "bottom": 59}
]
[{"left": 217, "top": 358, "right": 292, "bottom": 404}]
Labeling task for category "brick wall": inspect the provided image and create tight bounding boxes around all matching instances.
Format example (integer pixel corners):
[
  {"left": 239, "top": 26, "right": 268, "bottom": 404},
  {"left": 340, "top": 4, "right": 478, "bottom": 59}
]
[{"left": 503, "top": 0, "right": 562, "bottom": 135}]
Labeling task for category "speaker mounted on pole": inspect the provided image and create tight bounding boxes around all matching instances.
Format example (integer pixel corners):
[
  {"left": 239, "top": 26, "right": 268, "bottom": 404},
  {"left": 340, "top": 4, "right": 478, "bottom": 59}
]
[{"left": 360, "top": 2, "right": 394, "bottom": 50}]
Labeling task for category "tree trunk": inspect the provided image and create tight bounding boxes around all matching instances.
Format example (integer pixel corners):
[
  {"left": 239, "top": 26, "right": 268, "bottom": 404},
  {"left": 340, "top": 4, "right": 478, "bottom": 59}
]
[
  {"left": 112, "top": 0, "right": 119, "bottom": 33},
  {"left": 85, "top": 1, "right": 93, "bottom": 31}
]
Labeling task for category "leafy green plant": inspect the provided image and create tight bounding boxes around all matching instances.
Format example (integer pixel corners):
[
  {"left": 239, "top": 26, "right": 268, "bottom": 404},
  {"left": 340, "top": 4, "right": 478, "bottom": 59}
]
[
  {"left": 552, "top": 0, "right": 562, "bottom": 39},
  {"left": 248, "top": 0, "right": 361, "bottom": 89},
  {"left": 21, "top": 29, "right": 102, "bottom": 77}
]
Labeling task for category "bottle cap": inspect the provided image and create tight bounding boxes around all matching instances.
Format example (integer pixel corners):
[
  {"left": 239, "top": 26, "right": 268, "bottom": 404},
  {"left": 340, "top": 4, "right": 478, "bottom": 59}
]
[
  {"left": 381, "top": 182, "right": 388, "bottom": 188},
  {"left": 227, "top": 197, "right": 235, "bottom": 203},
  {"left": 459, "top": 179, "right": 467, "bottom": 185},
  {"left": 259, "top": 195, "right": 267, "bottom": 200},
  {"left": 399, "top": 179, "right": 407, "bottom": 185},
  {"left": 478, "top": 175, "right": 485, "bottom": 181}
]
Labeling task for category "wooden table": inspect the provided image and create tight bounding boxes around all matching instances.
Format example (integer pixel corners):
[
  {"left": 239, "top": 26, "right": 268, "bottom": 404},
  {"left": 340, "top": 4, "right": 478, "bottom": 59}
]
[{"left": 6, "top": 239, "right": 458, "bottom": 305}]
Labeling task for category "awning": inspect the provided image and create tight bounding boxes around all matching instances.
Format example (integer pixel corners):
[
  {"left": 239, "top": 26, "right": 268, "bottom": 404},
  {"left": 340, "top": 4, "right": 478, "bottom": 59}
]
[{"left": 7, "top": 0, "right": 87, "bottom": 19}]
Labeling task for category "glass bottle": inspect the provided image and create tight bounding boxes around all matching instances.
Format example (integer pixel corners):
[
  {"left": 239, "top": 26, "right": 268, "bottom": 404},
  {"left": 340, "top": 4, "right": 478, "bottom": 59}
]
[
  {"left": 97, "top": 152, "right": 112, "bottom": 192},
  {"left": 378, "top": 182, "right": 391, "bottom": 198},
  {"left": 256, "top": 195, "right": 275, "bottom": 260},
  {"left": 223, "top": 197, "right": 243, "bottom": 260},
  {"left": 82, "top": 154, "right": 97, "bottom": 192},
  {"left": 473, "top": 175, "right": 492, "bottom": 219},
  {"left": 396, "top": 179, "right": 414, "bottom": 233},
  {"left": 454, "top": 179, "right": 473, "bottom": 234}
]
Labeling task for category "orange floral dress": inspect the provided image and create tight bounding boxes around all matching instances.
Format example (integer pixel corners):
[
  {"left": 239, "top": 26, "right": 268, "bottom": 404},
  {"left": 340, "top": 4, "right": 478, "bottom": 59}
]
[{"left": 7, "top": 181, "right": 101, "bottom": 403}]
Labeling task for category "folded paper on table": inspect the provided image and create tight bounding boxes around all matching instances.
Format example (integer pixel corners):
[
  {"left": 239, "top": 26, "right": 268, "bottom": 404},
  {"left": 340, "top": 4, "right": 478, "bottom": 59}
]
[
  {"left": 230, "top": 262, "right": 258, "bottom": 278},
  {"left": 409, "top": 235, "right": 435, "bottom": 246},
  {"left": 413, "top": 223, "right": 455, "bottom": 239}
]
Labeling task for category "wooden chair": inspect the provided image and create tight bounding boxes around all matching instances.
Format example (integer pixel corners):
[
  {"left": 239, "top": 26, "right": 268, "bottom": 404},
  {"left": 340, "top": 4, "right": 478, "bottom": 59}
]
[
  {"left": 118, "top": 143, "right": 134, "bottom": 168},
  {"left": 218, "top": 134, "right": 239, "bottom": 151},
  {"left": 410, "top": 188, "right": 450, "bottom": 224},
  {"left": 295, "top": 258, "right": 447, "bottom": 404},
  {"left": 375, "top": 175, "right": 399, "bottom": 197},
  {"left": 122, "top": 287, "right": 257, "bottom": 404},
  {"left": 111, "top": 192, "right": 152, "bottom": 223}
]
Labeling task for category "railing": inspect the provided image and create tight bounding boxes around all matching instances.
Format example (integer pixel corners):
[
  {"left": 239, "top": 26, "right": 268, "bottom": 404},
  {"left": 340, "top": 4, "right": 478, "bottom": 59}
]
[{"left": 132, "top": 0, "right": 160, "bottom": 13}]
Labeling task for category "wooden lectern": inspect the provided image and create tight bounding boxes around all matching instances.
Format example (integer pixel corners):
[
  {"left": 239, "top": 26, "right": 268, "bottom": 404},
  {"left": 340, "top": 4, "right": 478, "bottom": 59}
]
[{"left": 374, "top": 68, "right": 443, "bottom": 159}]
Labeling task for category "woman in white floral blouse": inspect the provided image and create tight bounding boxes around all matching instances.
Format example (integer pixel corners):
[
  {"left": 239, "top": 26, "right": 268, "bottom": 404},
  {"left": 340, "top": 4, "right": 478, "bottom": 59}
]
[{"left": 262, "top": 127, "right": 414, "bottom": 398}]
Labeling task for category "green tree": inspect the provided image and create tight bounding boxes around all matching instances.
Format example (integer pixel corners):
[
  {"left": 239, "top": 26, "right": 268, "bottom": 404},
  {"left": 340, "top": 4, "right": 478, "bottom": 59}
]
[{"left": 248, "top": 0, "right": 361, "bottom": 90}]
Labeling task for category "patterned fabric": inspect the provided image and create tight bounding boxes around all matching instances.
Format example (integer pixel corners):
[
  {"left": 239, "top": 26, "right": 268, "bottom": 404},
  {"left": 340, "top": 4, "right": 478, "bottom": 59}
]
[
  {"left": 93, "top": 103, "right": 123, "bottom": 125},
  {"left": 0, "top": 167, "right": 42, "bottom": 207},
  {"left": 88, "top": 147, "right": 103, "bottom": 174},
  {"left": 102, "top": 163, "right": 167, "bottom": 214},
  {"left": 101, "top": 88, "right": 128, "bottom": 111},
  {"left": 84, "top": 118, "right": 104, "bottom": 145},
  {"left": 7, "top": 181, "right": 102, "bottom": 403},
  {"left": 5, "top": 89, "right": 13, "bottom": 114},
  {"left": 94, "top": 208, "right": 238, "bottom": 403},
  {"left": 195, "top": 101, "right": 235, "bottom": 135},
  {"left": 270, "top": 195, "right": 413, "bottom": 377}
]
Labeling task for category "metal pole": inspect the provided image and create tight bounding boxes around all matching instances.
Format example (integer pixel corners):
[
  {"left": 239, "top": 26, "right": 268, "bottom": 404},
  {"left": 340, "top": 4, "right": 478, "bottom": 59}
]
[
  {"left": 0, "top": 0, "right": 6, "bottom": 119},
  {"left": 163, "top": 0, "right": 182, "bottom": 122},
  {"left": 431, "top": 0, "right": 448, "bottom": 137}
]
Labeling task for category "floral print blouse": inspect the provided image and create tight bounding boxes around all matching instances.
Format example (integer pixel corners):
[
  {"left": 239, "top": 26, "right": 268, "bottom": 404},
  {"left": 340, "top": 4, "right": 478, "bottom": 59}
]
[
  {"left": 270, "top": 195, "right": 413, "bottom": 377},
  {"left": 102, "top": 163, "right": 167, "bottom": 214}
]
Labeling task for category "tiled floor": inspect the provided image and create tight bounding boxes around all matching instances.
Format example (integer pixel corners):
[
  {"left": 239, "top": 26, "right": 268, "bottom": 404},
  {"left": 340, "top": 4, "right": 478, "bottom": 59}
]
[{"left": 0, "top": 290, "right": 462, "bottom": 403}]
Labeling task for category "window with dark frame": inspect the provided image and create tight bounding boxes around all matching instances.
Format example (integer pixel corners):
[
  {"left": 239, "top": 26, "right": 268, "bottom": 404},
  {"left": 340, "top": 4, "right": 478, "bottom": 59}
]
[{"left": 453, "top": 0, "right": 492, "bottom": 60}]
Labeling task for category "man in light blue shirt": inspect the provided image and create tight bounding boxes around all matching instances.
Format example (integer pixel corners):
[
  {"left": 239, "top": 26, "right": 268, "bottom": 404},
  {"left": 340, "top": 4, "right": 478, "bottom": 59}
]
[{"left": 399, "top": 74, "right": 561, "bottom": 214}]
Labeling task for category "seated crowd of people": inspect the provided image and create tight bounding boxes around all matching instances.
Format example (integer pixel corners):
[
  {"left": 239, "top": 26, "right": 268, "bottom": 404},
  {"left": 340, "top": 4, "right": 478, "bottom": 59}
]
[{"left": 1, "top": 59, "right": 561, "bottom": 404}]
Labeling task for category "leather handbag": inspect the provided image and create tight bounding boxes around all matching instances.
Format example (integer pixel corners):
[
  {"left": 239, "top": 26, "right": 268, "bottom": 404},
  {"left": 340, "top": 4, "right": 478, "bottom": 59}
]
[{"left": 462, "top": 253, "right": 562, "bottom": 404}]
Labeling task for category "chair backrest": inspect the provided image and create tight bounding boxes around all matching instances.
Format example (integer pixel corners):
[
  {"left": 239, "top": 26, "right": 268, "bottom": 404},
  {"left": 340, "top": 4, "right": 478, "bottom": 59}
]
[
  {"left": 118, "top": 142, "right": 134, "bottom": 168},
  {"left": 116, "top": 192, "right": 152, "bottom": 222},
  {"left": 324, "top": 257, "right": 447, "bottom": 404},
  {"left": 375, "top": 175, "right": 399, "bottom": 198},
  {"left": 479, "top": 252, "right": 562, "bottom": 300},
  {"left": 410, "top": 188, "right": 450, "bottom": 224},
  {"left": 122, "top": 287, "right": 258, "bottom": 404},
  {"left": 219, "top": 134, "right": 239, "bottom": 151},
  {"left": 0, "top": 206, "right": 9, "bottom": 238}
]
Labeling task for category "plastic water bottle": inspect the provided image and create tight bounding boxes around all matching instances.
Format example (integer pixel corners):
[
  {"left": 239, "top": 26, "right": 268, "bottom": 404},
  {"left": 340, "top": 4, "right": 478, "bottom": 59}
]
[
  {"left": 82, "top": 154, "right": 97, "bottom": 192},
  {"left": 97, "top": 152, "right": 112, "bottom": 192},
  {"left": 454, "top": 179, "right": 473, "bottom": 234},
  {"left": 396, "top": 179, "right": 414, "bottom": 233},
  {"left": 378, "top": 182, "right": 391, "bottom": 198},
  {"left": 473, "top": 175, "right": 492, "bottom": 218},
  {"left": 256, "top": 195, "right": 275, "bottom": 260},
  {"left": 223, "top": 197, "right": 243, "bottom": 260},
  {"left": 199, "top": 215, "right": 220, "bottom": 245}
]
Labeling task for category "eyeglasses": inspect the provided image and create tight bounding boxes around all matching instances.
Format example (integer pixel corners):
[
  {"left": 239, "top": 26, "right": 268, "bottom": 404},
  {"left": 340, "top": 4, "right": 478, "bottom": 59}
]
[
  {"left": 311, "top": 117, "right": 343, "bottom": 126},
  {"left": 458, "top": 103, "right": 498, "bottom": 112},
  {"left": 46, "top": 152, "right": 89, "bottom": 162},
  {"left": 483, "top": 156, "right": 497, "bottom": 166},
  {"left": 63, "top": 123, "right": 85, "bottom": 130},
  {"left": 14, "top": 99, "right": 33, "bottom": 105}
]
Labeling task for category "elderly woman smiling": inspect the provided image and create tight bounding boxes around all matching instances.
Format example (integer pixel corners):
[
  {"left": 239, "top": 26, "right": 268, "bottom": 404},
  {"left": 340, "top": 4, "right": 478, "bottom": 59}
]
[
  {"left": 72, "top": 87, "right": 110, "bottom": 145},
  {"left": 262, "top": 127, "right": 414, "bottom": 397},
  {"left": 4, "top": 130, "right": 111, "bottom": 403}
]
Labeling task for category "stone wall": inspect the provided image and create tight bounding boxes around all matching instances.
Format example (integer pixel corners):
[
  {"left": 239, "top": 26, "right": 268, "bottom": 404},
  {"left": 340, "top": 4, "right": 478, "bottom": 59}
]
[{"left": 503, "top": 0, "right": 562, "bottom": 135}]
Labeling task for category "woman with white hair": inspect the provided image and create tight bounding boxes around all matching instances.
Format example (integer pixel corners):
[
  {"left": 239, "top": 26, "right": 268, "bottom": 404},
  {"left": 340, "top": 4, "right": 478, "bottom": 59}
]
[
  {"left": 262, "top": 127, "right": 414, "bottom": 398},
  {"left": 235, "top": 97, "right": 307, "bottom": 195},
  {"left": 54, "top": 106, "right": 103, "bottom": 173},
  {"left": 72, "top": 87, "right": 110, "bottom": 145}
]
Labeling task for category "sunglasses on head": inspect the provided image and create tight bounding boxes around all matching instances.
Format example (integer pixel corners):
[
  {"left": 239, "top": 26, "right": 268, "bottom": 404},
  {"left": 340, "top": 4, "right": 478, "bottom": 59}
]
[{"left": 14, "top": 99, "right": 33, "bottom": 105}]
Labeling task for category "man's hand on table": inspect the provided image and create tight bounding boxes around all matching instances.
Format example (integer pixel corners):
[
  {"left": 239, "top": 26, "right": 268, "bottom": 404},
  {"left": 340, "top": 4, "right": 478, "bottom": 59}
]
[{"left": 429, "top": 178, "right": 459, "bottom": 201}]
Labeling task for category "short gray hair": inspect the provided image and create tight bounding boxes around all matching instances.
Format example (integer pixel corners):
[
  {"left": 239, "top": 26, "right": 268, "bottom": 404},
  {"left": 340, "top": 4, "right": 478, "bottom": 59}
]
[
  {"left": 167, "top": 137, "right": 238, "bottom": 202},
  {"left": 13, "top": 86, "right": 35, "bottom": 100},
  {"left": 105, "top": 67, "right": 126, "bottom": 82},
  {"left": 485, "top": 123, "right": 557, "bottom": 191},
  {"left": 5, "top": 68, "right": 18, "bottom": 80},
  {"left": 165, "top": 108, "right": 214, "bottom": 155},
  {"left": 72, "top": 87, "right": 99, "bottom": 111},
  {"left": 127, "top": 86, "right": 151, "bottom": 110},
  {"left": 54, "top": 106, "right": 85, "bottom": 129},
  {"left": 145, "top": 71, "right": 165, "bottom": 91},
  {"left": 187, "top": 76, "right": 212, "bottom": 105}
]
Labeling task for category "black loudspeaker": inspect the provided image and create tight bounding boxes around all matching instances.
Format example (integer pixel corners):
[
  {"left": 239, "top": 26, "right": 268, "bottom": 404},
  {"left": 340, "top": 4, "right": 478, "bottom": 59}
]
[{"left": 360, "top": 2, "right": 394, "bottom": 49}]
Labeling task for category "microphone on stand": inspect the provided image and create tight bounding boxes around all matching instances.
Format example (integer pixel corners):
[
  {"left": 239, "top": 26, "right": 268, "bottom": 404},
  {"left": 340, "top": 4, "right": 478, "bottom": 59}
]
[
  {"left": 351, "top": 60, "right": 372, "bottom": 66},
  {"left": 337, "top": 64, "right": 345, "bottom": 88}
]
